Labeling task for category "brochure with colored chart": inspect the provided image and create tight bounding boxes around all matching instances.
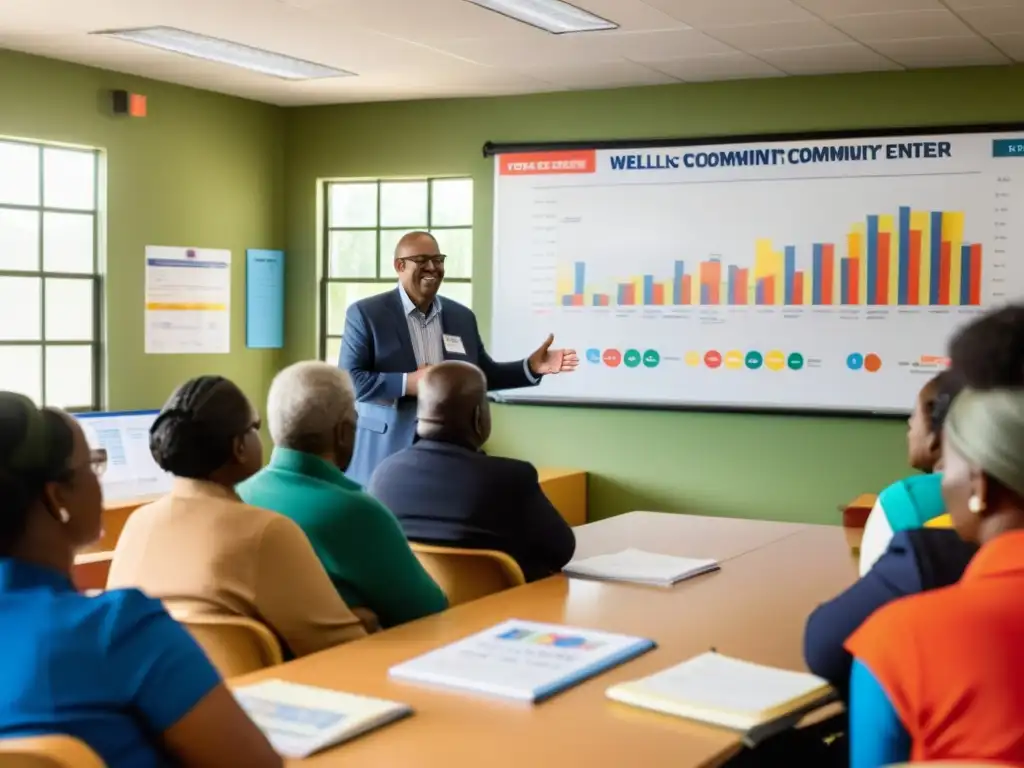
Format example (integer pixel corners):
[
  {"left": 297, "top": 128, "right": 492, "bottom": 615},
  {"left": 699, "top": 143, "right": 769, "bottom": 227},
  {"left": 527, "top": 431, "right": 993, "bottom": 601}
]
[
  {"left": 563, "top": 548, "right": 720, "bottom": 587},
  {"left": 388, "top": 619, "right": 656, "bottom": 703},
  {"left": 234, "top": 679, "right": 412, "bottom": 758},
  {"left": 606, "top": 652, "right": 834, "bottom": 735}
]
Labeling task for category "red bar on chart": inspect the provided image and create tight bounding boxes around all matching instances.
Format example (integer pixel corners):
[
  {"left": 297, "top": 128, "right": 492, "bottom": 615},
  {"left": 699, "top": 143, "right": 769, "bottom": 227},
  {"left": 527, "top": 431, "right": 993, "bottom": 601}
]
[
  {"left": 844, "top": 258, "right": 860, "bottom": 305},
  {"left": 652, "top": 283, "right": 665, "bottom": 305},
  {"left": 763, "top": 276, "right": 775, "bottom": 305},
  {"left": 571, "top": 294, "right": 583, "bottom": 307},
  {"left": 792, "top": 272, "right": 804, "bottom": 305},
  {"left": 821, "top": 244, "right": 835, "bottom": 305},
  {"left": 877, "top": 232, "right": 891, "bottom": 305},
  {"left": 700, "top": 260, "right": 722, "bottom": 305},
  {"left": 939, "top": 241, "right": 951, "bottom": 306},
  {"left": 969, "top": 244, "right": 982, "bottom": 306},
  {"left": 908, "top": 230, "right": 922, "bottom": 305},
  {"left": 681, "top": 275, "right": 692, "bottom": 305}
]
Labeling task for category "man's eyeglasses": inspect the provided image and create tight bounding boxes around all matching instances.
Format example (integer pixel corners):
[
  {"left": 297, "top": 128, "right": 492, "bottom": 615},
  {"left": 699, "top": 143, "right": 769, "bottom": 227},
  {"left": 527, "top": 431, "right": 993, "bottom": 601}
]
[
  {"left": 89, "top": 448, "right": 108, "bottom": 477},
  {"left": 398, "top": 254, "right": 447, "bottom": 267}
]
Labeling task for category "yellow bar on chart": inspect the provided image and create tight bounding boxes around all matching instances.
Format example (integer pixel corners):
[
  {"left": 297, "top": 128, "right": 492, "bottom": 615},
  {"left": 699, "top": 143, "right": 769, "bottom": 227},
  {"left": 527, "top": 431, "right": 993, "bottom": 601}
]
[
  {"left": 912, "top": 211, "right": 930, "bottom": 305},
  {"left": 944, "top": 211, "right": 965, "bottom": 305},
  {"left": 848, "top": 225, "right": 864, "bottom": 305}
]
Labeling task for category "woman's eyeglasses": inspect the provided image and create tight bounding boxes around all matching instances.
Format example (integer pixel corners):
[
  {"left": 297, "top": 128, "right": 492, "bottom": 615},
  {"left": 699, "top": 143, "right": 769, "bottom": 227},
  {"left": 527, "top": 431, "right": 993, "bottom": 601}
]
[{"left": 89, "top": 448, "right": 108, "bottom": 477}]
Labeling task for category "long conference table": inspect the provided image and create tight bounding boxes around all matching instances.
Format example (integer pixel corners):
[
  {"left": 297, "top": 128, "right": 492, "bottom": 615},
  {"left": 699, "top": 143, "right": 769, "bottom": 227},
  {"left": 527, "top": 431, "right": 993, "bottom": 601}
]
[{"left": 233, "top": 512, "right": 858, "bottom": 767}]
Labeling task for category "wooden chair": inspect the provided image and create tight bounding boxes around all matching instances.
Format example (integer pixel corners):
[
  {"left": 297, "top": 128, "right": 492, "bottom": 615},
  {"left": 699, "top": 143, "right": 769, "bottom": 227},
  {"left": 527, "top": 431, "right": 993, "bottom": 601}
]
[
  {"left": 170, "top": 612, "right": 283, "bottom": 678},
  {"left": 0, "top": 735, "right": 105, "bottom": 767},
  {"left": 70, "top": 552, "right": 113, "bottom": 593},
  {"left": 410, "top": 543, "right": 525, "bottom": 607}
]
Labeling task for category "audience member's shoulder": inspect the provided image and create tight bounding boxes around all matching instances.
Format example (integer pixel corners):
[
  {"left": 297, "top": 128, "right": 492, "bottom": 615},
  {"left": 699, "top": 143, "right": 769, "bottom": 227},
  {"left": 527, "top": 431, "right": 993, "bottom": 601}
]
[
  {"left": 85, "top": 587, "right": 175, "bottom": 645},
  {"left": 487, "top": 453, "right": 540, "bottom": 483}
]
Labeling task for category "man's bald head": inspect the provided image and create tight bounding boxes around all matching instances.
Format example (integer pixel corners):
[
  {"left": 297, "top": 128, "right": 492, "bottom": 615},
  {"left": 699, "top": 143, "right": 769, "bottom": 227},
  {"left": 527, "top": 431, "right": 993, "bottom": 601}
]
[
  {"left": 416, "top": 361, "right": 491, "bottom": 448},
  {"left": 394, "top": 231, "right": 438, "bottom": 259}
]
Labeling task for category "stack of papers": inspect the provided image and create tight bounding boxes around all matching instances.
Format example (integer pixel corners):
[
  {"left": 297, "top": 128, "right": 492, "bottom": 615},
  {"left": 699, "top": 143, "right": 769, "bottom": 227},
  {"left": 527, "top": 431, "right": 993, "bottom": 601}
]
[
  {"left": 563, "top": 548, "right": 720, "bottom": 586},
  {"left": 607, "top": 652, "right": 834, "bottom": 733},
  {"left": 389, "top": 619, "right": 655, "bottom": 703},
  {"left": 234, "top": 679, "right": 411, "bottom": 758}
]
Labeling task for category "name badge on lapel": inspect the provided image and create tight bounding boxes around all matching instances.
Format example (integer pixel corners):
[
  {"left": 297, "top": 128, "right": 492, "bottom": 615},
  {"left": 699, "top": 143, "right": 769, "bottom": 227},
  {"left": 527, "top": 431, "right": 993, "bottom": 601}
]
[{"left": 443, "top": 334, "right": 467, "bottom": 355}]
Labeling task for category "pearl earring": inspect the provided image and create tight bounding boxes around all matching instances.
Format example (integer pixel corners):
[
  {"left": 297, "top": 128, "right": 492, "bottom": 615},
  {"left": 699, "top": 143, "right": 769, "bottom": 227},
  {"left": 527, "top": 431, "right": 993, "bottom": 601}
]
[
  {"left": 58, "top": 508, "right": 70, "bottom": 524},
  {"left": 968, "top": 495, "right": 985, "bottom": 515}
]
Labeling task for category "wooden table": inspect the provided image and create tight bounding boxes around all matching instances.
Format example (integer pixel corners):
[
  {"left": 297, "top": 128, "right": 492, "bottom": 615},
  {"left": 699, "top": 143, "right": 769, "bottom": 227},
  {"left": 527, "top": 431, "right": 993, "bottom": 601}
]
[{"left": 234, "top": 513, "right": 858, "bottom": 768}]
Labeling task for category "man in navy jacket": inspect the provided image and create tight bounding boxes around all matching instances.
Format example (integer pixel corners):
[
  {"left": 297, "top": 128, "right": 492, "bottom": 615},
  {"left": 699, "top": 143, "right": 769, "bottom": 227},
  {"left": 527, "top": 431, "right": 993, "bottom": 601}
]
[
  {"left": 367, "top": 361, "right": 576, "bottom": 582},
  {"left": 339, "top": 231, "right": 577, "bottom": 486}
]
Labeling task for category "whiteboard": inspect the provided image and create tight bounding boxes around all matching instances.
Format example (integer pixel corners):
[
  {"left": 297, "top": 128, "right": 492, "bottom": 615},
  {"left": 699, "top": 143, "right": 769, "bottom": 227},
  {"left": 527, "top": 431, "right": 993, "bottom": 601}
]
[
  {"left": 75, "top": 410, "right": 172, "bottom": 501},
  {"left": 489, "top": 127, "right": 1024, "bottom": 415}
]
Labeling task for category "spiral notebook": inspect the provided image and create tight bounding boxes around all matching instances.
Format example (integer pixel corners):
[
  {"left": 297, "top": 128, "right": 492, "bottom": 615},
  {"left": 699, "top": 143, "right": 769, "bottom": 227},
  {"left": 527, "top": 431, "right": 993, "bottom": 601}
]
[
  {"left": 389, "top": 619, "right": 655, "bottom": 703},
  {"left": 234, "top": 679, "right": 412, "bottom": 758},
  {"left": 563, "top": 548, "right": 720, "bottom": 586},
  {"left": 607, "top": 652, "right": 834, "bottom": 737}
]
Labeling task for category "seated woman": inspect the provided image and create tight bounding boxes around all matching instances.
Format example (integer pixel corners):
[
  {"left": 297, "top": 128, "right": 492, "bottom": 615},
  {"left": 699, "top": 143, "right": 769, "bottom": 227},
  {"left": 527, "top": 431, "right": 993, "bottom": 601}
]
[
  {"left": 858, "top": 370, "right": 962, "bottom": 574},
  {"left": 0, "top": 392, "right": 280, "bottom": 767},
  {"left": 804, "top": 371, "right": 976, "bottom": 697},
  {"left": 847, "top": 388, "right": 1024, "bottom": 767},
  {"left": 107, "top": 375, "right": 367, "bottom": 658}
]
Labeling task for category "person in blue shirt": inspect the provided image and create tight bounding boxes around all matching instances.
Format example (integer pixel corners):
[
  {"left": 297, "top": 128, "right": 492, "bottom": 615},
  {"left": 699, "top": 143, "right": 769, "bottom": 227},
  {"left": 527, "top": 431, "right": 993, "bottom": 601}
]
[{"left": 0, "top": 391, "right": 280, "bottom": 768}]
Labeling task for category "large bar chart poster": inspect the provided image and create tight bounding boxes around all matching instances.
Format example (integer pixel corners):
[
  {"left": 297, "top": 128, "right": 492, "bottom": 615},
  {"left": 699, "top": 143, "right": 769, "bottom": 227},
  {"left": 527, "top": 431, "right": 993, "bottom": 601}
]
[{"left": 489, "top": 129, "right": 1024, "bottom": 414}]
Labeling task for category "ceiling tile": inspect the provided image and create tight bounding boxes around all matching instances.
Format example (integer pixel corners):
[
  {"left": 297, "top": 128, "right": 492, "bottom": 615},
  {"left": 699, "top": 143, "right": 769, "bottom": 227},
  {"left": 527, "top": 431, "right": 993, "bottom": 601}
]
[
  {"left": 871, "top": 35, "right": 1010, "bottom": 66},
  {"left": 644, "top": 52, "right": 785, "bottom": 80},
  {"left": 793, "top": 0, "right": 943, "bottom": 16},
  {"left": 830, "top": 9, "right": 975, "bottom": 41},
  {"left": 758, "top": 42, "right": 901, "bottom": 73},
  {"left": 516, "top": 60, "right": 679, "bottom": 89},
  {"left": 706, "top": 19, "right": 852, "bottom": 50},
  {"left": 956, "top": 7, "right": 1024, "bottom": 35},
  {"left": 981, "top": 32, "right": 1024, "bottom": 59},
  {"left": 577, "top": 29, "right": 739, "bottom": 60},
  {"left": 642, "top": 0, "right": 815, "bottom": 28}
]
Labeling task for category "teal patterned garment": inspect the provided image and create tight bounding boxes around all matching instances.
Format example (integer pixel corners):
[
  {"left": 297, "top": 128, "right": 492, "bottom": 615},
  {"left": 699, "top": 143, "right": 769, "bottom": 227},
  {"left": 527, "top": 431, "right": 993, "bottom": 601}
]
[{"left": 879, "top": 473, "right": 946, "bottom": 531}]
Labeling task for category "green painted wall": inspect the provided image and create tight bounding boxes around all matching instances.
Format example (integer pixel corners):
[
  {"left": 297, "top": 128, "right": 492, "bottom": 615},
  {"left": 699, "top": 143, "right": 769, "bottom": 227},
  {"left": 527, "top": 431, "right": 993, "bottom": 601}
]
[
  {"left": 0, "top": 48, "right": 285, "bottom": 418},
  {"left": 284, "top": 65, "right": 1024, "bottom": 523}
]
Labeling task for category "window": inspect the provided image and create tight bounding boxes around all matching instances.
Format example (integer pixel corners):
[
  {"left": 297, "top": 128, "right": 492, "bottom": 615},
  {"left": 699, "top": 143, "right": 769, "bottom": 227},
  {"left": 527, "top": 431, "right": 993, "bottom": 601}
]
[
  {"left": 321, "top": 178, "right": 473, "bottom": 363},
  {"left": 0, "top": 140, "right": 101, "bottom": 410}
]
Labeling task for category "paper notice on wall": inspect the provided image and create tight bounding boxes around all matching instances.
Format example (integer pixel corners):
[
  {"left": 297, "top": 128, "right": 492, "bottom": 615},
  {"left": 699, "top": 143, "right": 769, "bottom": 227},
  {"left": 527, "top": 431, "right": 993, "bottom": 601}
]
[{"left": 145, "top": 246, "right": 231, "bottom": 354}]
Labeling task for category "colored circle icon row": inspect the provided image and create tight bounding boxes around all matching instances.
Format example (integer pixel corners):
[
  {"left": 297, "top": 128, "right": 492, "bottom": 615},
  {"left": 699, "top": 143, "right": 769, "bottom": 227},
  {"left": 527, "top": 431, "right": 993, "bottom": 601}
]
[
  {"left": 847, "top": 353, "right": 883, "bottom": 372},
  {"left": 586, "top": 348, "right": 661, "bottom": 368},
  {"left": 686, "top": 350, "right": 804, "bottom": 371}
]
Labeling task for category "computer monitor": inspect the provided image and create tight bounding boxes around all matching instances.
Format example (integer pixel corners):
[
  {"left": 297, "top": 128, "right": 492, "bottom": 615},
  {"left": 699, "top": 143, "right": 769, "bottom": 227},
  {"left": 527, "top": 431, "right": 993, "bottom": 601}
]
[{"left": 74, "top": 410, "right": 173, "bottom": 502}]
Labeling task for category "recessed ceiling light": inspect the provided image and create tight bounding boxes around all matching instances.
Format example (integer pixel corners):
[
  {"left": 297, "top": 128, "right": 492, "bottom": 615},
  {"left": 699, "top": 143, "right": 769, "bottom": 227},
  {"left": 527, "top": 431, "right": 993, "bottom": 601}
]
[
  {"left": 91, "top": 26, "right": 354, "bottom": 80},
  {"left": 465, "top": 0, "right": 618, "bottom": 34}
]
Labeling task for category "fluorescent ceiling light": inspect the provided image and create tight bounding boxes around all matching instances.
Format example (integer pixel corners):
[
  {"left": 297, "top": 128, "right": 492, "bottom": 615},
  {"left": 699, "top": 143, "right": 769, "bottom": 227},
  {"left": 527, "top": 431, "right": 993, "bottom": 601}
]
[
  {"left": 92, "top": 26, "right": 354, "bottom": 80},
  {"left": 465, "top": 0, "right": 618, "bottom": 34}
]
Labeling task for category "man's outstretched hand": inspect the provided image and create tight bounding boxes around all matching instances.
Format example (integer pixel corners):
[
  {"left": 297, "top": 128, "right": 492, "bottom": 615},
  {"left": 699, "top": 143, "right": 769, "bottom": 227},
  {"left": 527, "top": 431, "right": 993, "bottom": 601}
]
[{"left": 527, "top": 334, "right": 580, "bottom": 377}]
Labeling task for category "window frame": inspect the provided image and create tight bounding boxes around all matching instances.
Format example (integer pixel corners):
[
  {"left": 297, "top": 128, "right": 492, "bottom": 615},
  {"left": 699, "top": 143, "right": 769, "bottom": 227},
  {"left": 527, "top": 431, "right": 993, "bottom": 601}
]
[
  {"left": 319, "top": 177, "right": 473, "bottom": 363},
  {"left": 0, "top": 139, "right": 103, "bottom": 412}
]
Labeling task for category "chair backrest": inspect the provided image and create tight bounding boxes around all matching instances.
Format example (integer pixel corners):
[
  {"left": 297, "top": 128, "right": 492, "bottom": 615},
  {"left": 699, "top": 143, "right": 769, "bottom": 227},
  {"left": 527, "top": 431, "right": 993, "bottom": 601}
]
[
  {"left": 0, "top": 735, "right": 105, "bottom": 768},
  {"left": 70, "top": 552, "right": 113, "bottom": 593},
  {"left": 169, "top": 612, "right": 283, "bottom": 678},
  {"left": 409, "top": 543, "right": 525, "bottom": 607}
]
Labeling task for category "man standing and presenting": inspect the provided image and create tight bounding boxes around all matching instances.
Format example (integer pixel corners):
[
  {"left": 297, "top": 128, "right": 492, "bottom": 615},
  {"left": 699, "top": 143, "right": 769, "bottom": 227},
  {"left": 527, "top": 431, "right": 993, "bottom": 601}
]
[{"left": 340, "top": 231, "right": 578, "bottom": 485}]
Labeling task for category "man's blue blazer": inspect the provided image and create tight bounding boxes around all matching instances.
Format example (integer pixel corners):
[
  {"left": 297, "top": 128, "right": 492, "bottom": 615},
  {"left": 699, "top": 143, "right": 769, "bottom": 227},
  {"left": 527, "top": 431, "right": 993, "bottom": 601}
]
[{"left": 339, "top": 288, "right": 537, "bottom": 486}]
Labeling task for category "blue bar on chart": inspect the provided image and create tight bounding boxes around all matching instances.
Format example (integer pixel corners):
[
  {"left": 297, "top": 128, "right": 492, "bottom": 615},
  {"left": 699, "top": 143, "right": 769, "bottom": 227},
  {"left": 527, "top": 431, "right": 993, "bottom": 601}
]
[
  {"left": 930, "top": 211, "right": 943, "bottom": 304},
  {"left": 784, "top": 246, "right": 796, "bottom": 304},
  {"left": 898, "top": 206, "right": 910, "bottom": 305},
  {"left": 866, "top": 215, "right": 879, "bottom": 305},
  {"left": 574, "top": 262, "right": 585, "bottom": 295},
  {"left": 673, "top": 260, "right": 685, "bottom": 305},
  {"left": 812, "top": 244, "right": 822, "bottom": 305}
]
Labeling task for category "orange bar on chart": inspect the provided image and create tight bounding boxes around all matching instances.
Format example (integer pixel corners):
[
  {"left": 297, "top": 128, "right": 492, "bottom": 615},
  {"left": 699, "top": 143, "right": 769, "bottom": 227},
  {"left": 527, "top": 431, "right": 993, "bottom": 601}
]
[
  {"left": 681, "top": 275, "right": 692, "bottom": 305},
  {"left": 763, "top": 276, "right": 775, "bottom": 305},
  {"left": 652, "top": 283, "right": 665, "bottom": 305},
  {"left": 908, "top": 230, "right": 922, "bottom": 305},
  {"left": 792, "top": 272, "right": 804, "bottom": 305},
  {"left": 877, "top": 232, "right": 891, "bottom": 304},
  {"left": 821, "top": 244, "right": 835, "bottom": 305}
]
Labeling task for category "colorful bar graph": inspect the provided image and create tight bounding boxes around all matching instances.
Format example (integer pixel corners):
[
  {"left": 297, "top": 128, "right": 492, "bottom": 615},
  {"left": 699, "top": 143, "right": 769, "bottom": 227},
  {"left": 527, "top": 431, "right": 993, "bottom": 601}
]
[{"left": 556, "top": 206, "right": 982, "bottom": 309}]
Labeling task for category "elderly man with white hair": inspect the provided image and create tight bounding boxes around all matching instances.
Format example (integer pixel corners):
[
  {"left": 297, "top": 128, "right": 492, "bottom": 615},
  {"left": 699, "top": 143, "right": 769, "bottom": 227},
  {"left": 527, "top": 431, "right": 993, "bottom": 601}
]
[{"left": 237, "top": 361, "right": 447, "bottom": 630}]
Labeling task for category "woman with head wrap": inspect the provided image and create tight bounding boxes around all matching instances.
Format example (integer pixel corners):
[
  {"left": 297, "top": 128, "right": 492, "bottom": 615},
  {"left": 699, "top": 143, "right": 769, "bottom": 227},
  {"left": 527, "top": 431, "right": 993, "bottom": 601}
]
[
  {"left": 106, "top": 376, "right": 368, "bottom": 658},
  {"left": 846, "top": 388, "right": 1024, "bottom": 767},
  {"left": 0, "top": 391, "right": 280, "bottom": 767}
]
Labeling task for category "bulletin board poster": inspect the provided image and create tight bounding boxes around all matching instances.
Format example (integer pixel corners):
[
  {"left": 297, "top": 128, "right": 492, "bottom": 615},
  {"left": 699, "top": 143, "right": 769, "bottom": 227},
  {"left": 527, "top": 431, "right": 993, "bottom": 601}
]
[
  {"left": 489, "top": 127, "right": 1024, "bottom": 415},
  {"left": 145, "top": 245, "right": 231, "bottom": 355}
]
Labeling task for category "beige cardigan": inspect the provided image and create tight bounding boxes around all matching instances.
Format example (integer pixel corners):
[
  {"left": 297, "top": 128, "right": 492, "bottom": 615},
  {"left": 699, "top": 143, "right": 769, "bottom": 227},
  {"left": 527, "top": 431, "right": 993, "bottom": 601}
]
[{"left": 107, "top": 478, "right": 367, "bottom": 657}]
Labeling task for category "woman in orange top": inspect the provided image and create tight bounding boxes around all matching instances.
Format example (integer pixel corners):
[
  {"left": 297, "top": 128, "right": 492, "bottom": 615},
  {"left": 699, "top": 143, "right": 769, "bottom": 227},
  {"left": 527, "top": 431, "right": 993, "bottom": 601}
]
[{"left": 846, "top": 387, "right": 1024, "bottom": 767}]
